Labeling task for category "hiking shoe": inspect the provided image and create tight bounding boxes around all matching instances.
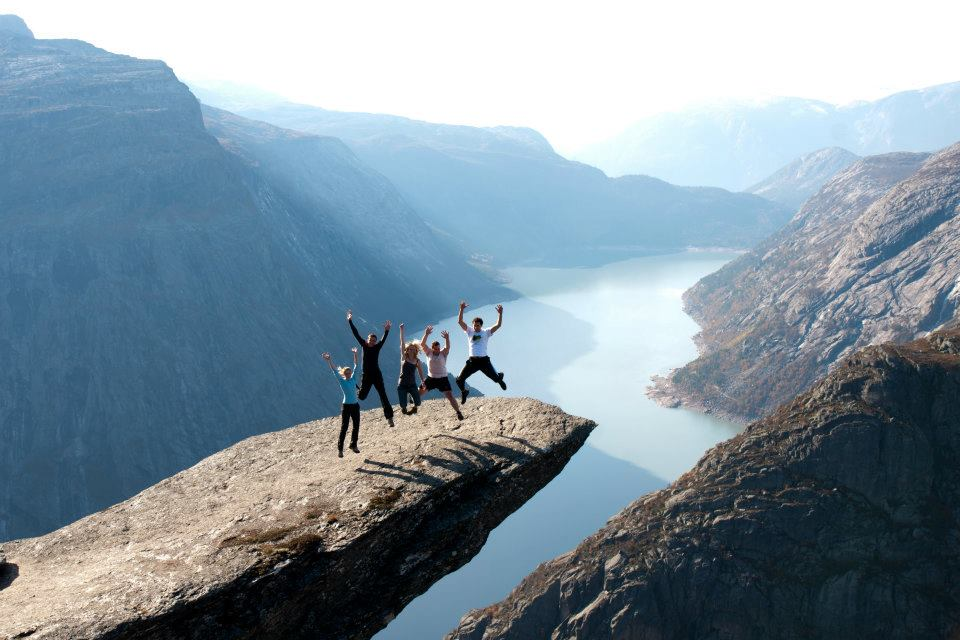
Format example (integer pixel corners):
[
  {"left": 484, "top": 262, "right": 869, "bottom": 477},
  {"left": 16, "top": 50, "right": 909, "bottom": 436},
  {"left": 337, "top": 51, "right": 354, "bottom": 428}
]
[
  {"left": 498, "top": 372, "right": 507, "bottom": 391},
  {"left": 461, "top": 388, "right": 469, "bottom": 405},
  {"left": 349, "top": 444, "right": 360, "bottom": 454},
  {"left": 387, "top": 417, "right": 395, "bottom": 428},
  {"left": 338, "top": 449, "right": 344, "bottom": 458},
  {"left": 400, "top": 407, "right": 409, "bottom": 415},
  {"left": 456, "top": 411, "right": 464, "bottom": 421},
  {"left": 411, "top": 406, "right": 418, "bottom": 414}
]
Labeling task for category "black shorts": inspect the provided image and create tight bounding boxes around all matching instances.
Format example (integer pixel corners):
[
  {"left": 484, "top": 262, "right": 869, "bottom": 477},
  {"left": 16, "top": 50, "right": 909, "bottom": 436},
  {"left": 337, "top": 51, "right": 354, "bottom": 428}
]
[{"left": 424, "top": 376, "right": 451, "bottom": 392}]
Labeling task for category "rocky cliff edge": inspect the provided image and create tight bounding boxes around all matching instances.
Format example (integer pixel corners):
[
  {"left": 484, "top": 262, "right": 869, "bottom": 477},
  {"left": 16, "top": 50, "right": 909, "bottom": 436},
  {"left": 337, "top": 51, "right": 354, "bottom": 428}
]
[{"left": 0, "top": 397, "right": 594, "bottom": 640}]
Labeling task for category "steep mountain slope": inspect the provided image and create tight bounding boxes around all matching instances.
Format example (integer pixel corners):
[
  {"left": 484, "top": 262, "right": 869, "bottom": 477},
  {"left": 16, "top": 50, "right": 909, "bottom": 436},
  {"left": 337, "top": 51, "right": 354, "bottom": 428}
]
[
  {"left": 746, "top": 147, "right": 860, "bottom": 209},
  {"left": 216, "top": 100, "right": 792, "bottom": 266},
  {"left": 451, "top": 330, "right": 960, "bottom": 639},
  {"left": 653, "top": 146, "right": 960, "bottom": 421},
  {"left": 578, "top": 82, "right": 960, "bottom": 189},
  {"left": 0, "top": 20, "right": 501, "bottom": 541}
]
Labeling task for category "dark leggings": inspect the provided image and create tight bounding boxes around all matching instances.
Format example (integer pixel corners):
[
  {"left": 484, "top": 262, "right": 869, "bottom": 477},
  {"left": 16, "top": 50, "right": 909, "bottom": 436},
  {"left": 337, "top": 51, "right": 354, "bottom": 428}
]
[
  {"left": 397, "top": 383, "right": 421, "bottom": 412},
  {"left": 456, "top": 356, "right": 501, "bottom": 389},
  {"left": 359, "top": 372, "right": 395, "bottom": 419},
  {"left": 339, "top": 403, "right": 360, "bottom": 450}
]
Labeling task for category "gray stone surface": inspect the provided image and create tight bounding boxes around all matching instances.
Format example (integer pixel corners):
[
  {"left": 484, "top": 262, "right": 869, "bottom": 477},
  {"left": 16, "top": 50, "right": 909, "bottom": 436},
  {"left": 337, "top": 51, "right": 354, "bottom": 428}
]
[
  {"left": 450, "top": 331, "right": 960, "bottom": 640},
  {"left": 654, "top": 145, "right": 960, "bottom": 421},
  {"left": 0, "top": 21, "right": 502, "bottom": 541},
  {"left": 0, "top": 397, "right": 594, "bottom": 640}
]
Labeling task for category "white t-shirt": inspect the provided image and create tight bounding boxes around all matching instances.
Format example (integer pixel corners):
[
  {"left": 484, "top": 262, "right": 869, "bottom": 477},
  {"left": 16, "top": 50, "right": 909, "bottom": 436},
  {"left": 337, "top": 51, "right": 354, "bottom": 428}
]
[
  {"left": 425, "top": 350, "right": 448, "bottom": 378},
  {"left": 466, "top": 328, "right": 492, "bottom": 357}
]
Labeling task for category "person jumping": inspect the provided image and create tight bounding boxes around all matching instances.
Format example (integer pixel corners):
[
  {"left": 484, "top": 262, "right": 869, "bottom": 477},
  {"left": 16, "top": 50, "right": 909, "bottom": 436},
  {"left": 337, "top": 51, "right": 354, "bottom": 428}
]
[
  {"left": 455, "top": 301, "right": 506, "bottom": 405},
  {"left": 322, "top": 348, "right": 361, "bottom": 458},
  {"left": 419, "top": 325, "right": 464, "bottom": 421},
  {"left": 348, "top": 309, "right": 395, "bottom": 427},
  {"left": 397, "top": 322, "right": 426, "bottom": 415}
]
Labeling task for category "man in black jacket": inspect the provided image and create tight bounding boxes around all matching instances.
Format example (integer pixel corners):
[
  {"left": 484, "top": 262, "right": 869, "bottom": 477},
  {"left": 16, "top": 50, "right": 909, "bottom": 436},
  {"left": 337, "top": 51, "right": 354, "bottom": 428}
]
[{"left": 348, "top": 309, "right": 395, "bottom": 426}]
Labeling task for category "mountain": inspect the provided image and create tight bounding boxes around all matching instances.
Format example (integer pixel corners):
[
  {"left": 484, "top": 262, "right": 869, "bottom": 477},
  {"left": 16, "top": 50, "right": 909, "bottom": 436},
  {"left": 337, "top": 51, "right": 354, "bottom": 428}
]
[
  {"left": 651, "top": 145, "right": 960, "bottom": 421},
  {"left": 746, "top": 147, "right": 860, "bottom": 210},
  {"left": 194, "top": 96, "right": 793, "bottom": 266},
  {"left": 0, "top": 399, "right": 594, "bottom": 640},
  {"left": 0, "top": 19, "right": 502, "bottom": 541},
  {"left": 577, "top": 82, "right": 960, "bottom": 190},
  {"left": 450, "top": 329, "right": 960, "bottom": 639}
]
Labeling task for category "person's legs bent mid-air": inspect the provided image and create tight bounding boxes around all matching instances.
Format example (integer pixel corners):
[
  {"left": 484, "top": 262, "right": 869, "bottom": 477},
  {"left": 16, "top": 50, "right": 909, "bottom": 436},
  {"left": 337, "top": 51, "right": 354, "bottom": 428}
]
[
  {"left": 322, "top": 348, "right": 362, "bottom": 457},
  {"left": 455, "top": 301, "right": 506, "bottom": 404},
  {"left": 348, "top": 309, "right": 395, "bottom": 427},
  {"left": 397, "top": 322, "right": 425, "bottom": 416},
  {"left": 420, "top": 325, "right": 464, "bottom": 421}
]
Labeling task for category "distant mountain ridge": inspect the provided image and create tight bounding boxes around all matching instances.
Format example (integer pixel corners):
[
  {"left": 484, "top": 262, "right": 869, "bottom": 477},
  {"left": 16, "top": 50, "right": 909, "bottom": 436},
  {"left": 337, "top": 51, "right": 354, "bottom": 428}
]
[
  {"left": 193, "top": 90, "right": 793, "bottom": 266},
  {"left": 576, "top": 83, "right": 960, "bottom": 189},
  {"left": 0, "top": 20, "right": 502, "bottom": 540},
  {"left": 651, "top": 143, "right": 960, "bottom": 421},
  {"left": 746, "top": 147, "right": 860, "bottom": 210}
]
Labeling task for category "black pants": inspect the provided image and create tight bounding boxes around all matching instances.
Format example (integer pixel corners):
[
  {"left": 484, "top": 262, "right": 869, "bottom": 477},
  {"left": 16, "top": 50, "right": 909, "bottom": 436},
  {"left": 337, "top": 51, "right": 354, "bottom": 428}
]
[
  {"left": 397, "top": 383, "right": 421, "bottom": 411},
  {"left": 339, "top": 403, "right": 360, "bottom": 450},
  {"left": 456, "top": 356, "right": 501, "bottom": 389},
  {"left": 359, "top": 371, "right": 394, "bottom": 419}
]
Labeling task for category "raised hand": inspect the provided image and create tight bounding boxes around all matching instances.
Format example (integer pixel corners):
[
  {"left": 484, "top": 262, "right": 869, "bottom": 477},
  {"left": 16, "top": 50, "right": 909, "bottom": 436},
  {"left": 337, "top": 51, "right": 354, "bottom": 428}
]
[
  {"left": 346, "top": 309, "right": 353, "bottom": 321},
  {"left": 440, "top": 329, "right": 449, "bottom": 339},
  {"left": 384, "top": 320, "right": 392, "bottom": 330},
  {"left": 399, "top": 322, "right": 405, "bottom": 330},
  {"left": 322, "top": 352, "right": 332, "bottom": 360},
  {"left": 496, "top": 304, "right": 504, "bottom": 314},
  {"left": 350, "top": 347, "right": 358, "bottom": 354},
  {"left": 459, "top": 300, "right": 468, "bottom": 310},
  {"left": 424, "top": 325, "right": 433, "bottom": 335}
]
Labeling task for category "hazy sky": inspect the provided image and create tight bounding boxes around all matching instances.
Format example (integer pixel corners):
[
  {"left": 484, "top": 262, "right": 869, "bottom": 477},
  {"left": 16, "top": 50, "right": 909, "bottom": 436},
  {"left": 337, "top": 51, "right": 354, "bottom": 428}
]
[{"left": 3, "top": 0, "right": 959, "bottom": 153}]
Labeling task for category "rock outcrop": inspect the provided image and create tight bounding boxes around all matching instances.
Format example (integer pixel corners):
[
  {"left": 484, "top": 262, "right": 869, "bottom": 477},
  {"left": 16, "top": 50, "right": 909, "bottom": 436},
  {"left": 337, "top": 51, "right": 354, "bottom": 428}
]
[
  {"left": 653, "top": 145, "right": 960, "bottom": 421},
  {"left": 450, "top": 330, "right": 960, "bottom": 639},
  {"left": 746, "top": 147, "right": 860, "bottom": 210},
  {"left": 0, "top": 19, "right": 502, "bottom": 541},
  {"left": 0, "top": 398, "right": 594, "bottom": 640}
]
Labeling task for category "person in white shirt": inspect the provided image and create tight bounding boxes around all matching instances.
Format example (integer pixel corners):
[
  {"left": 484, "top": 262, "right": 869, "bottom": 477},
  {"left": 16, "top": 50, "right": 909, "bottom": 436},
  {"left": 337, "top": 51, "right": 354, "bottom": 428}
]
[
  {"left": 455, "top": 300, "right": 506, "bottom": 404},
  {"left": 419, "top": 325, "right": 464, "bottom": 420}
]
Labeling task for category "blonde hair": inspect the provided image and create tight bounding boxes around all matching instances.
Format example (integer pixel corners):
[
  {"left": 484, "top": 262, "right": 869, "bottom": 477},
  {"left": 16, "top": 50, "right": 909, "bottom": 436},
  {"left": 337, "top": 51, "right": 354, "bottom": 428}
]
[
  {"left": 338, "top": 366, "right": 352, "bottom": 378},
  {"left": 404, "top": 341, "right": 420, "bottom": 356}
]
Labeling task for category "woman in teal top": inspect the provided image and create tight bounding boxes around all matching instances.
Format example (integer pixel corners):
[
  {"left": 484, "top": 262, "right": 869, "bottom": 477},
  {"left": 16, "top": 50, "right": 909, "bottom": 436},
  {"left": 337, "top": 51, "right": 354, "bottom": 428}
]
[{"left": 323, "top": 348, "right": 362, "bottom": 457}]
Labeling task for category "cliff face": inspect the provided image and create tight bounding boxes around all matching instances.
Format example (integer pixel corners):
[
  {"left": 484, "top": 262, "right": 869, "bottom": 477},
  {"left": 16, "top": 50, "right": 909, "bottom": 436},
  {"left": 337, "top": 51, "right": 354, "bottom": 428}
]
[
  {"left": 0, "top": 23, "right": 502, "bottom": 541},
  {"left": 0, "top": 398, "right": 595, "bottom": 640},
  {"left": 746, "top": 147, "right": 860, "bottom": 210},
  {"left": 654, "top": 146, "right": 959, "bottom": 421},
  {"left": 217, "top": 101, "right": 792, "bottom": 266},
  {"left": 450, "top": 330, "right": 960, "bottom": 639}
]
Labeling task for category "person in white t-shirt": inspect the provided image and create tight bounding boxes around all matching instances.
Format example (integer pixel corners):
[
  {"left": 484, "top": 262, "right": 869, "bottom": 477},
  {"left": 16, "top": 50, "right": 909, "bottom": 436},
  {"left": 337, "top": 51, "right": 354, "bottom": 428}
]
[
  {"left": 419, "top": 325, "right": 464, "bottom": 420},
  {"left": 455, "top": 300, "right": 506, "bottom": 405}
]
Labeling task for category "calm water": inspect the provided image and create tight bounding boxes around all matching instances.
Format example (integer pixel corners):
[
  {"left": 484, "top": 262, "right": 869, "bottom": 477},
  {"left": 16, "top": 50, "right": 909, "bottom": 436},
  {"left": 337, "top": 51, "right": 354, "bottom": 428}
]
[{"left": 375, "top": 251, "right": 743, "bottom": 639}]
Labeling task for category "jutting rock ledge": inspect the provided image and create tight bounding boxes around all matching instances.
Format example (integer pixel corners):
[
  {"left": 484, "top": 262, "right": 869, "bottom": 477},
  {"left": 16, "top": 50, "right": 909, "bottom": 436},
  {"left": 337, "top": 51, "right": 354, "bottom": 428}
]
[{"left": 0, "top": 397, "right": 594, "bottom": 640}]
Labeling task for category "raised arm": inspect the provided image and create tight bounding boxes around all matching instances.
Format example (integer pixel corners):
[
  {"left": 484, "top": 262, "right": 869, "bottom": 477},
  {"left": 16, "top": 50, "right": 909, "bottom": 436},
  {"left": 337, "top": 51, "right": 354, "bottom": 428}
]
[
  {"left": 380, "top": 319, "right": 391, "bottom": 345},
  {"left": 420, "top": 325, "right": 433, "bottom": 353},
  {"left": 322, "top": 352, "right": 337, "bottom": 373},
  {"left": 399, "top": 322, "right": 406, "bottom": 357},
  {"left": 347, "top": 309, "right": 364, "bottom": 345},
  {"left": 352, "top": 347, "right": 359, "bottom": 369},
  {"left": 457, "top": 300, "right": 469, "bottom": 332},
  {"left": 489, "top": 304, "right": 504, "bottom": 334},
  {"left": 441, "top": 329, "right": 451, "bottom": 356}
]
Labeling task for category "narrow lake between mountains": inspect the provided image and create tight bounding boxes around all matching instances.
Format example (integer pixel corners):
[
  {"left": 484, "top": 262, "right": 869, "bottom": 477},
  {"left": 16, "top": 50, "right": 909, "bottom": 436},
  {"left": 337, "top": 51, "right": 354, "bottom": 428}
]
[{"left": 375, "top": 250, "right": 744, "bottom": 639}]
